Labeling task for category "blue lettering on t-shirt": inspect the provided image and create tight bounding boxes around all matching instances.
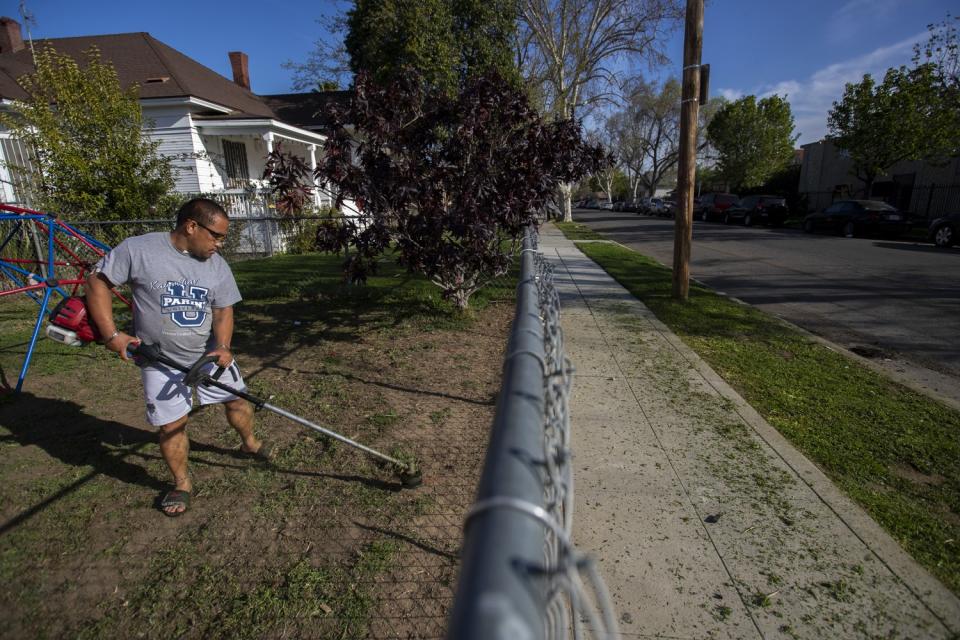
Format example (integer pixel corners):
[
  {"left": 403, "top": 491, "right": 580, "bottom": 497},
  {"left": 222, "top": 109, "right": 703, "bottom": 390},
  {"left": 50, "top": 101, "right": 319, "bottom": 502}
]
[{"left": 162, "top": 281, "right": 209, "bottom": 327}]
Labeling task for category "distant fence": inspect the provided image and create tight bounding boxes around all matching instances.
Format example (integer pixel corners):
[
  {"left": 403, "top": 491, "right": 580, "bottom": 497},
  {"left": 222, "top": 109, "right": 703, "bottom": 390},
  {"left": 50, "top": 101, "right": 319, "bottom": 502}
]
[
  {"left": 801, "top": 183, "right": 960, "bottom": 220},
  {"left": 448, "top": 227, "right": 617, "bottom": 640},
  {"left": 2, "top": 190, "right": 357, "bottom": 259},
  {"left": 67, "top": 215, "right": 328, "bottom": 262}
]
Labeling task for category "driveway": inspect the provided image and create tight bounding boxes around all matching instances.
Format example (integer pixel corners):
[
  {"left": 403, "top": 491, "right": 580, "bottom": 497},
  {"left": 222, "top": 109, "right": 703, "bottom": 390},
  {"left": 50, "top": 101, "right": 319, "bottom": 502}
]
[{"left": 572, "top": 208, "right": 960, "bottom": 406}]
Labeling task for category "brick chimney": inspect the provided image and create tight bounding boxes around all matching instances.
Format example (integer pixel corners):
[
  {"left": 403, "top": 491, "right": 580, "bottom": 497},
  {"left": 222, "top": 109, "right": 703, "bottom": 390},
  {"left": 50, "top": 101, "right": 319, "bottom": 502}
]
[
  {"left": 0, "top": 17, "right": 24, "bottom": 54},
  {"left": 228, "top": 51, "right": 250, "bottom": 90}
]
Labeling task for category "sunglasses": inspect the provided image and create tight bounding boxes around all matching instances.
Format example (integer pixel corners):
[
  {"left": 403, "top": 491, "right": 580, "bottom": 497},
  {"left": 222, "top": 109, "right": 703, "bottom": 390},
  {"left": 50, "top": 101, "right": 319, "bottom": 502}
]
[{"left": 192, "top": 219, "right": 227, "bottom": 242}]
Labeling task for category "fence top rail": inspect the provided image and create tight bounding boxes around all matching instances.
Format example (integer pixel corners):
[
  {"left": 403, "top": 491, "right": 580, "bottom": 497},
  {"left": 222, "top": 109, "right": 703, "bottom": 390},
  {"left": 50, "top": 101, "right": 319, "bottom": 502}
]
[{"left": 448, "top": 230, "right": 552, "bottom": 640}]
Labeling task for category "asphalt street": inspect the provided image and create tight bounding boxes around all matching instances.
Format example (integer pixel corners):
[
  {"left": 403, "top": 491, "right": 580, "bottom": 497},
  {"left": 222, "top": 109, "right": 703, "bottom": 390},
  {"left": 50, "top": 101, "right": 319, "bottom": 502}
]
[{"left": 571, "top": 207, "right": 960, "bottom": 406}]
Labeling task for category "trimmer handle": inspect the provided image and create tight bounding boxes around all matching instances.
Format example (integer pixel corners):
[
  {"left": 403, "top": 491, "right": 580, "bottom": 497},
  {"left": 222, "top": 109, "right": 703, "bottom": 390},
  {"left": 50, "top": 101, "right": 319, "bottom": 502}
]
[
  {"left": 127, "top": 343, "right": 224, "bottom": 385},
  {"left": 128, "top": 341, "right": 160, "bottom": 363},
  {"left": 184, "top": 354, "right": 221, "bottom": 386}
]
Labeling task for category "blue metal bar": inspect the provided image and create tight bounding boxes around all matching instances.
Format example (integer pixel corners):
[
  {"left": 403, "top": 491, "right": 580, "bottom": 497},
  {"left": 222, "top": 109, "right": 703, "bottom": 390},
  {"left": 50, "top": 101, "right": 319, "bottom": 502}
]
[
  {"left": 0, "top": 263, "right": 41, "bottom": 303},
  {"left": 448, "top": 229, "right": 549, "bottom": 639},
  {"left": 54, "top": 218, "right": 112, "bottom": 253},
  {"left": 0, "top": 219, "right": 22, "bottom": 255},
  {"left": 16, "top": 286, "right": 53, "bottom": 393}
]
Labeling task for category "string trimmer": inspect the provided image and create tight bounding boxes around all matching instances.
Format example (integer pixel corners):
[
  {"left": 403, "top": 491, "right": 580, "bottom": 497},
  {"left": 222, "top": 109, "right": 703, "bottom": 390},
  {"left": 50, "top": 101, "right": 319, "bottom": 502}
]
[{"left": 130, "top": 342, "right": 423, "bottom": 488}]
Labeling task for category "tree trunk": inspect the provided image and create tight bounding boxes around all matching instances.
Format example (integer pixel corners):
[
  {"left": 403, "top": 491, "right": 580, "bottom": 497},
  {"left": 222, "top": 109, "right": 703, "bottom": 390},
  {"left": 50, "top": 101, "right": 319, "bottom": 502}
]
[{"left": 560, "top": 182, "right": 573, "bottom": 222}]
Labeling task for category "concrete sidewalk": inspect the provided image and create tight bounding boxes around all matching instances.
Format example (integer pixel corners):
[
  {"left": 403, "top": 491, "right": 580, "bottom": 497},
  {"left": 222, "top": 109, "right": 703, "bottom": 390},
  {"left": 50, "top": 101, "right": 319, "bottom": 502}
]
[{"left": 537, "top": 224, "right": 960, "bottom": 640}]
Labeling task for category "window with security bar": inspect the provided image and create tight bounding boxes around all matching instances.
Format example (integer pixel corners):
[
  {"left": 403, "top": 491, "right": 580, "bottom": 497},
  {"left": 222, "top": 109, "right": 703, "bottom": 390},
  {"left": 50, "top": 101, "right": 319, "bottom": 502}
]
[{"left": 222, "top": 140, "right": 250, "bottom": 189}]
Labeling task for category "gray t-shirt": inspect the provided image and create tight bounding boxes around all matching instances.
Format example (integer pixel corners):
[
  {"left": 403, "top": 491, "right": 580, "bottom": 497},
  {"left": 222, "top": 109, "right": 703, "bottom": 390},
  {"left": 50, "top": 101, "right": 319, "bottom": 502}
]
[{"left": 96, "top": 232, "right": 242, "bottom": 367}]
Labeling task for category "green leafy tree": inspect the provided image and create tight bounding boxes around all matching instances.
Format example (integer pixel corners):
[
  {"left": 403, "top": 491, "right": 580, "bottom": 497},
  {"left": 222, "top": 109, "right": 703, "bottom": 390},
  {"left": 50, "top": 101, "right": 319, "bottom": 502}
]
[
  {"left": 828, "top": 14, "right": 959, "bottom": 196},
  {"left": 0, "top": 45, "right": 174, "bottom": 220},
  {"left": 827, "top": 67, "right": 949, "bottom": 196},
  {"left": 706, "top": 95, "right": 797, "bottom": 190},
  {"left": 912, "top": 13, "right": 960, "bottom": 160},
  {"left": 343, "top": 0, "right": 519, "bottom": 94},
  {"left": 913, "top": 13, "right": 958, "bottom": 90}
]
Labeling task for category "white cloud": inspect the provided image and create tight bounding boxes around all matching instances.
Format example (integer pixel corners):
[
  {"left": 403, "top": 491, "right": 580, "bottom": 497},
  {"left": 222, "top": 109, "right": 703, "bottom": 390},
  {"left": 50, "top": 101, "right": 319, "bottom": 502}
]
[
  {"left": 722, "top": 32, "right": 927, "bottom": 145},
  {"left": 716, "top": 87, "right": 744, "bottom": 101},
  {"left": 828, "top": 0, "right": 904, "bottom": 42}
]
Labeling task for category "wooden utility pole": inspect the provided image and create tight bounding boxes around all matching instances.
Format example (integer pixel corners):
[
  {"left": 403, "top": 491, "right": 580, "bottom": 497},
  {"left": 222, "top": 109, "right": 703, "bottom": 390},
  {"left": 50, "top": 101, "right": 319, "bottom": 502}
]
[{"left": 672, "top": 0, "right": 704, "bottom": 301}]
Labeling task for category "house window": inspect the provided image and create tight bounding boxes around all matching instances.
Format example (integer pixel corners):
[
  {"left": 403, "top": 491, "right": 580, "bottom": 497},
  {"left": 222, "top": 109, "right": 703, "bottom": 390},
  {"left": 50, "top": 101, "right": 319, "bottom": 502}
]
[{"left": 222, "top": 140, "right": 249, "bottom": 189}]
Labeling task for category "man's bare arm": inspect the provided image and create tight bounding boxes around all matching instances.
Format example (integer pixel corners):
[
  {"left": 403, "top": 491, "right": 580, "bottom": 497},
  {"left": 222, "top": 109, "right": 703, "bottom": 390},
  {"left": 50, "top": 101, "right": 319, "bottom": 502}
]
[
  {"left": 209, "top": 305, "right": 235, "bottom": 367},
  {"left": 86, "top": 272, "right": 138, "bottom": 359}
]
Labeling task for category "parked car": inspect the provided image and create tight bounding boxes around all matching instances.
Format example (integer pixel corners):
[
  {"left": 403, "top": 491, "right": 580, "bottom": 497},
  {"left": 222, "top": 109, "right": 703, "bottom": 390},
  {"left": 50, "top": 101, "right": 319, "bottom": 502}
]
[
  {"left": 647, "top": 198, "right": 665, "bottom": 216},
  {"left": 658, "top": 198, "right": 676, "bottom": 218},
  {"left": 694, "top": 193, "right": 740, "bottom": 222},
  {"left": 724, "top": 195, "right": 789, "bottom": 226},
  {"left": 802, "top": 200, "right": 909, "bottom": 237},
  {"left": 928, "top": 212, "right": 959, "bottom": 247},
  {"left": 599, "top": 200, "right": 614, "bottom": 210}
]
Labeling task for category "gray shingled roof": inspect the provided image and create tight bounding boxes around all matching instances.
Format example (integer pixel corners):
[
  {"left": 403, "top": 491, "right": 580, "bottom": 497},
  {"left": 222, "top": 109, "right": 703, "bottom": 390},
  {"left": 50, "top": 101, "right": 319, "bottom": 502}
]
[
  {"left": 261, "top": 91, "right": 352, "bottom": 130},
  {"left": 0, "top": 32, "right": 276, "bottom": 117}
]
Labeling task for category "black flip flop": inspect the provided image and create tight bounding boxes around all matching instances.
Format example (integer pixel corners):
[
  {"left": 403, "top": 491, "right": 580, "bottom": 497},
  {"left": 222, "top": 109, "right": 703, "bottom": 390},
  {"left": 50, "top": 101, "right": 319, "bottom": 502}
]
[{"left": 160, "top": 489, "right": 191, "bottom": 517}]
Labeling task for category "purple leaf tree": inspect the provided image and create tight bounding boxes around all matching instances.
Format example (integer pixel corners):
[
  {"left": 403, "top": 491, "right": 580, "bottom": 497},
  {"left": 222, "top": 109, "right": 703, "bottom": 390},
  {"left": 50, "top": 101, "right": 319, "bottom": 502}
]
[{"left": 266, "top": 70, "right": 605, "bottom": 309}]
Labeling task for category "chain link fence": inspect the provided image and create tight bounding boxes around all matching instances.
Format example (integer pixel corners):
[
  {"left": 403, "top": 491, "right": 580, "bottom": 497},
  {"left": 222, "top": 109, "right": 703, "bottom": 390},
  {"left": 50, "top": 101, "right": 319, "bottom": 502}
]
[
  {"left": 65, "top": 215, "right": 332, "bottom": 263},
  {"left": 448, "top": 226, "right": 618, "bottom": 640}
]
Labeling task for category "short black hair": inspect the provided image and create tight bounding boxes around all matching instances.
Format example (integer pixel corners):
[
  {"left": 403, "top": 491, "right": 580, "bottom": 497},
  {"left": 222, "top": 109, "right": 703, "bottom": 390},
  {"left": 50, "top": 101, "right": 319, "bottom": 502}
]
[{"left": 176, "top": 198, "right": 228, "bottom": 228}]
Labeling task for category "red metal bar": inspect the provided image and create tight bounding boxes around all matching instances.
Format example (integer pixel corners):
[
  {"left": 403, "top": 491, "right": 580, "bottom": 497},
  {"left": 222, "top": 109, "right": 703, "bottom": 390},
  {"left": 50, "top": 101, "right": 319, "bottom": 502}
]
[
  {"left": 0, "top": 283, "right": 44, "bottom": 297},
  {"left": 2, "top": 258, "right": 74, "bottom": 267},
  {"left": 0, "top": 203, "right": 43, "bottom": 215}
]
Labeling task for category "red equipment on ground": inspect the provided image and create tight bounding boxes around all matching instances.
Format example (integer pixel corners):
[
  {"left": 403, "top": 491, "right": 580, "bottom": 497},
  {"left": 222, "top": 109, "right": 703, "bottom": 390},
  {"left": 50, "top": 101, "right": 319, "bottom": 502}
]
[{"left": 47, "top": 296, "right": 102, "bottom": 345}]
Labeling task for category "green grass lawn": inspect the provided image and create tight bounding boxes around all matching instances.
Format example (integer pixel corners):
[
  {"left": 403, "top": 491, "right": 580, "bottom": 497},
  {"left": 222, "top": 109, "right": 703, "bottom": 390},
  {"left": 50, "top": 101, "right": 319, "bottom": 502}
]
[
  {"left": 570, "top": 240, "right": 960, "bottom": 596},
  {"left": 553, "top": 221, "right": 604, "bottom": 240}
]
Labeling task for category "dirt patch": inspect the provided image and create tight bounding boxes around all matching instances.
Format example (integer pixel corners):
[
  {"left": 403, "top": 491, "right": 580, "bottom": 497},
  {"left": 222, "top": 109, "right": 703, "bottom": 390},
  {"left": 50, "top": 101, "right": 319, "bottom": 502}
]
[
  {"left": 0, "top": 301, "right": 513, "bottom": 639},
  {"left": 890, "top": 463, "right": 947, "bottom": 487}
]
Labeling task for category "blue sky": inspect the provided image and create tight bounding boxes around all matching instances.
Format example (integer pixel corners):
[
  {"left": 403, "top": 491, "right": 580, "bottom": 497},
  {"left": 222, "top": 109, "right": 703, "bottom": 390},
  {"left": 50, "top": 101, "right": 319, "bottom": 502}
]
[{"left": 6, "top": 0, "right": 956, "bottom": 146}]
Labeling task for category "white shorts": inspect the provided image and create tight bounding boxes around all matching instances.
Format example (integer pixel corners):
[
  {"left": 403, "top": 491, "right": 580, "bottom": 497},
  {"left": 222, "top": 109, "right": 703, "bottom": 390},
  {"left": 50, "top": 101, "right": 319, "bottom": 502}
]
[{"left": 140, "top": 359, "right": 247, "bottom": 427}]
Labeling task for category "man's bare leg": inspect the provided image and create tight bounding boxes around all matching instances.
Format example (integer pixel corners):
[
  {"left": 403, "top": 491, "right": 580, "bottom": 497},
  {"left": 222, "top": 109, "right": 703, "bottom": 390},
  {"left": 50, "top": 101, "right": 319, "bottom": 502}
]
[
  {"left": 158, "top": 415, "right": 191, "bottom": 515},
  {"left": 224, "top": 398, "right": 263, "bottom": 454}
]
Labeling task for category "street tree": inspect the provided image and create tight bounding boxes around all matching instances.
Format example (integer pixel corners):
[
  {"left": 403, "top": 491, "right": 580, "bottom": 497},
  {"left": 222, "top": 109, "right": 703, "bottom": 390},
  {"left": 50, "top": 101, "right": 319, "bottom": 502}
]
[
  {"left": 517, "top": 0, "right": 683, "bottom": 220},
  {"left": 0, "top": 45, "right": 174, "bottom": 220},
  {"left": 604, "top": 109, "right": 643, "bottom": 200},
  {"left": 707, "top": 94, "right": 797, "bottom": 191},
  {"left": 827, "top": 14, "right": 959, "bottom": 196},
  {"left": 913, "top": 13, "right": 959, "bottom": 89},
  {"left": 265, "top": 71, "right": 605, "bottom": 309},
  {"left": 603, "top": 78, "right": 723, "bottom": 200},
  {"left": 912, "top": 13, "right": 960, "bottom": 160},
  {"left": 590, "top": 122, "right": 621, "bottom": 203},
  {"left": 630, "top": 78, "right": 681, "bottom": 197},
  {"left": 827, "top": 66, "right": 950, "bottom": 196}
]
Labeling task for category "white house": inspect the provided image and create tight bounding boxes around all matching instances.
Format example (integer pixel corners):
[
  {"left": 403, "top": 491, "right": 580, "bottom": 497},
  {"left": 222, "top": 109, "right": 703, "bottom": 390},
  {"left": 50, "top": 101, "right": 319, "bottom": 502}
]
[{"left": 0, "top": 17, "right": 352, "bottom": 234}]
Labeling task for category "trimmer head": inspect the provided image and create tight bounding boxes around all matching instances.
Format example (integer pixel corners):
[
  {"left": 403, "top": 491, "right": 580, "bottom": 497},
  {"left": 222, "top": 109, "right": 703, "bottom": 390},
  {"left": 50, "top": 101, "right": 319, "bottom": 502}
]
[{"left": 398, "top": 467, "right": 422, "bottom": 489}]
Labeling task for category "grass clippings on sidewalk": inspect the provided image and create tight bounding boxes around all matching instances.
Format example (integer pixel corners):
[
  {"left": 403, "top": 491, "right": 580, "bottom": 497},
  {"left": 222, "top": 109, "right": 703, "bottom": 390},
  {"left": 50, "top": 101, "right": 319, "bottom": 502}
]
[
  {"left": 0, "top": 251, "right": 514, "bottom": 639},
  {"left": 571, "top": 240, "right": 960, "bottom": 597}
]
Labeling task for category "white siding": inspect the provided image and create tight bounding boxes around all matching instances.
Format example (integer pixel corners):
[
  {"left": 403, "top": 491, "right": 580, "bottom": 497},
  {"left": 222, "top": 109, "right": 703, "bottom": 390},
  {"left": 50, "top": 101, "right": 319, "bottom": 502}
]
[
  {"left": 141, "top": 105, "right": 203, "bottom": 193},
  {"left": 193, "top": 126, "right": 224, "bottom": 193}
]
